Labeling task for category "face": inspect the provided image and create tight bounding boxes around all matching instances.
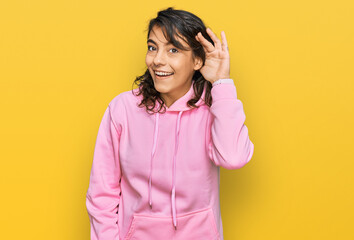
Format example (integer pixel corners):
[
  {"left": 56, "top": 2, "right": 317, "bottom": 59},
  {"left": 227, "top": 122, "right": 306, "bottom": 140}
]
[{"left": 145, "top": 25, "right": 202, "bottom": 107}]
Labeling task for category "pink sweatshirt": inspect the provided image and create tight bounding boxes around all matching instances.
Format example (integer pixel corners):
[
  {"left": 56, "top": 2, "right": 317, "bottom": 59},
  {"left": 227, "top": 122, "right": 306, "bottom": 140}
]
[{"left": 86, "top": 79, "right": 254, "bottom": 240}]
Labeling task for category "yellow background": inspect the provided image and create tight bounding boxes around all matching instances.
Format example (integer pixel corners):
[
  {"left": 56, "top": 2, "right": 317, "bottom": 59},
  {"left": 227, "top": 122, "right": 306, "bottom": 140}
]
[{"left": 1, "top": 0, "right": 353, "bottom": 239}]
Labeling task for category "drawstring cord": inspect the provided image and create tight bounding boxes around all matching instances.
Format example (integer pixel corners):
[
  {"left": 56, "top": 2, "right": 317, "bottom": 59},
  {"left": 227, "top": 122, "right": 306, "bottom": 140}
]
[
  {"left": 148, "top": 110, "right": 184, "bottom": 230},
  {"left": 148, "top": 112, "right": 159, "bottom": 208},
  {"left": 172, "top": 111, "right": 183, "bottom": 229}
]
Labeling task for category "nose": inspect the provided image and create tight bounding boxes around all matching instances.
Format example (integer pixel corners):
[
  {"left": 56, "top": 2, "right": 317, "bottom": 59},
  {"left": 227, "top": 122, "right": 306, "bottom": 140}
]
[{"left": 153, "top": 50, "right": 166, "bottom": 66}]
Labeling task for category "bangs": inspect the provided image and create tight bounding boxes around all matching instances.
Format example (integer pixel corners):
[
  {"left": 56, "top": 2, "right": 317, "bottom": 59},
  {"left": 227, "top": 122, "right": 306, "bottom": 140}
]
[{"left": 150, "top": 22, "right": 191, "bottom": 52}]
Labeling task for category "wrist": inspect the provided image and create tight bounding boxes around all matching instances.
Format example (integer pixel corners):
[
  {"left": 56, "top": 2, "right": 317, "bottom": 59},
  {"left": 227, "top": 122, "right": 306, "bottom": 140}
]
[
  {"left": 211, "top": 78, "right": 234, "bottom": 87},
  {"left": 210, "top": 76, "right": 231, "bottom": 84}
]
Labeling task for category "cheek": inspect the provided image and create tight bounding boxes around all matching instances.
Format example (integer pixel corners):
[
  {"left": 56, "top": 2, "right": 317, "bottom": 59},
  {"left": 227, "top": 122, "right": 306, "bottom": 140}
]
[
  {"left": 170, "top": 59, "right": 184, "bottom": 72},
  {"left": 145, "top": 55, "right": 150, "bottom": 66},
  {"left": 145, "top": 54, "right": 156, "bottom": 65},
  {"left": 175, "top": 62, "right": 190, "bottom": 75}
]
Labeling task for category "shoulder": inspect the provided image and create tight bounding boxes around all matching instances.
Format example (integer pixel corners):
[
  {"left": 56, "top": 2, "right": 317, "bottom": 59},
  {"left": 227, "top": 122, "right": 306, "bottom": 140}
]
[
  {"left": 107, "top": 87, "right": 142, "bottom": 121},
  {"left": 109, "top": 87, "right": 141, "bottom": 109}
]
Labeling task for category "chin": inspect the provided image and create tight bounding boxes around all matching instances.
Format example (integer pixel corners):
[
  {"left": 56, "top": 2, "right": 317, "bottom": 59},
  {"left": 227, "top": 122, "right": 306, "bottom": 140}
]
[{"left": 154, "top": 84, "right": 169, "bottom": 94}]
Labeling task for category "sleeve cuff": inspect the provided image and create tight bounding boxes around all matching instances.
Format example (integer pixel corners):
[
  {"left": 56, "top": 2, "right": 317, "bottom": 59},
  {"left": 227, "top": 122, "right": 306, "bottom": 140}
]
[
  {"left": 212, "top": 78, "right": 235, "bottom": 87},
  {"left": 211, "top": 79, "right": 237, "bottom": 102}
]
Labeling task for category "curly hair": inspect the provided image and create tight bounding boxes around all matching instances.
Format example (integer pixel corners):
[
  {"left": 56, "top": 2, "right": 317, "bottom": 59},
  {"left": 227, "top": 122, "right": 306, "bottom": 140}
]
[{"left": 131, "top": 7, "right": 215, "bottom": 115}]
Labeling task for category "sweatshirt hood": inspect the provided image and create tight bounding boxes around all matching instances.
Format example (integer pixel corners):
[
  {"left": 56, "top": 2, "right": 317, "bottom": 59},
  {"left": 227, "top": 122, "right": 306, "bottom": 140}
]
[
  {"left": 154, "top": 81, "right": 207, "bottom": 112},
  {"left": 146, "top": 81, "right": 207, "bottom": 230}
]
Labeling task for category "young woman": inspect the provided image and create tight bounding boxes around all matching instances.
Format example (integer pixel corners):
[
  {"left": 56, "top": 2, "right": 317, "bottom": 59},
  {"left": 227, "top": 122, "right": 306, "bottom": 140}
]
[{"left": 86, "top": 7, "right": 254, "bottom": 240}]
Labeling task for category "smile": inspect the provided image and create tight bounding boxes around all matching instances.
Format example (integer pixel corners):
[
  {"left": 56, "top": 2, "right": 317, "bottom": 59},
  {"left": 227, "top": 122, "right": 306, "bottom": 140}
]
[
  {"left": 154, "top": 71, "right": 174, "bottom": 76},
  {"left": 154, "top": 71, "right": 174, "bottom": 79}
]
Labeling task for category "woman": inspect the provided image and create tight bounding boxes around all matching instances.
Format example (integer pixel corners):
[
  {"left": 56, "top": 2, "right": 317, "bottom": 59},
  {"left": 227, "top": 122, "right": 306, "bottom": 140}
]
[{"left": 86, "top": 7, "right": 254, "bottom": 240}]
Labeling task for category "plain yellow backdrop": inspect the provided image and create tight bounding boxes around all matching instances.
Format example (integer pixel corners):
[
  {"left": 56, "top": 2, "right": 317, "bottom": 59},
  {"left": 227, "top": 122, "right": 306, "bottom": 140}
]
[{"left": 1, "top": 0, "right": 353, "bottom": 239}]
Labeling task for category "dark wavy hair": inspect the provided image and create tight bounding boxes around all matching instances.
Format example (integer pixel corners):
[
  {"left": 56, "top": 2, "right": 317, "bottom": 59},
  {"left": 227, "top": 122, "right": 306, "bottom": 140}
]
[{"left": 131, "top": 7, "right": 215, "bottom": 115}]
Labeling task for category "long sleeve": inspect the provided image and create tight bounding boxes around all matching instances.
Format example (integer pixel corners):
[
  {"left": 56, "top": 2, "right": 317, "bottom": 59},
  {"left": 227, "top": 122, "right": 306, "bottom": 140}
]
[
  {"left": 86, "top": 104, "right": 122, "bottom": 240},
  {"left": 206, "top": 80, "right": 255, "bottom": 169}
]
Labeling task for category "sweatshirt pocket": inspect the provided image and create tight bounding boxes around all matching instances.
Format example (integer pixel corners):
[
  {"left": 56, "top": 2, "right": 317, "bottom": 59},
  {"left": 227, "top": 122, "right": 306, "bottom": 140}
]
[{"left": 124, "top": 207, "right": 220, "bottom": 240}]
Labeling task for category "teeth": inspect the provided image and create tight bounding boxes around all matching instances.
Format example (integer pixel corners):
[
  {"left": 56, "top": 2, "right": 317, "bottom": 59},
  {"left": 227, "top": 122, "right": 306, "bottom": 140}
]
[{"left": 155, "top": 71, "right": 173, "bottom": 76}]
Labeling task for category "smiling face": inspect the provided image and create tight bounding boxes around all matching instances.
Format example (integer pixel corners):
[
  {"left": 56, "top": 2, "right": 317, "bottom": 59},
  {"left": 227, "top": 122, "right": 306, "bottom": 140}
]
[{"left": 145, "top": 25, "right": 202, "bottom": 108}]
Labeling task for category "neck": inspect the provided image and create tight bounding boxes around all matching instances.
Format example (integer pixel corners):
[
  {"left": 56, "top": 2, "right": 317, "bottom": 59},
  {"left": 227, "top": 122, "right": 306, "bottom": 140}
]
[{"left": 161, "top": 80, "right": 193, "bottom": 108}]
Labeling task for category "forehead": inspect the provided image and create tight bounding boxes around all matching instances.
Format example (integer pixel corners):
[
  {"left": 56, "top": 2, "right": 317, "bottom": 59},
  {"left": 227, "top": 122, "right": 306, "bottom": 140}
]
[{"left": 147, "top": 25, "right": 188, "bottom": 47}]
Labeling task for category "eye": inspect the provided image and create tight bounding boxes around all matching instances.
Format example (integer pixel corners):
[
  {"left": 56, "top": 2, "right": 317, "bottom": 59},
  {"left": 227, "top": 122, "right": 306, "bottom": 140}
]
[
  {"left": 147, "top": 45, "right": 155, "bottom": 51},
  {"left": 147, "top": 45, "right": 178, "bottom": 53}
]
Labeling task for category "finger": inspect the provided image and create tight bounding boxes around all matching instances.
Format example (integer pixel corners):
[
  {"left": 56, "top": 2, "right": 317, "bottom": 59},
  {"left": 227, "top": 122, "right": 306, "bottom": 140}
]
[
  {"left": 221, "top": 31, "right": 229, "bottom": 52},
  {"left": 196, "top": 32, "right": 214, "bottom": 53},
  {"left": 206, "top": 28, "right": 222, "bottom": 51}
]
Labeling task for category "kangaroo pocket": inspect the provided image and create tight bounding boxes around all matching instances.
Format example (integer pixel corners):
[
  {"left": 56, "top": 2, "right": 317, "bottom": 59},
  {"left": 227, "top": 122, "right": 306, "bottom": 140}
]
[{"left": 124, "top": 207, "right": 220, "bottom": 240}]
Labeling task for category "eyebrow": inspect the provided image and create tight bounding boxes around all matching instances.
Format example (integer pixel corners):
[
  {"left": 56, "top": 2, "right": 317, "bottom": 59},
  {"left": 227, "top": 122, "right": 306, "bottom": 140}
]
[{"left": 147, "top": 39, "right": 172, "bottom": 45}]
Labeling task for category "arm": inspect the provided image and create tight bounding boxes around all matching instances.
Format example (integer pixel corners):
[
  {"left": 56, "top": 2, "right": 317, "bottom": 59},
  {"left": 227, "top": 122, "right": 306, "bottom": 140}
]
[
  {"left": 86, "top": 104, "right": 122, "bottom": 240},
  {"left": 206, "top": 80, "right": 255, "bottom": 169}
]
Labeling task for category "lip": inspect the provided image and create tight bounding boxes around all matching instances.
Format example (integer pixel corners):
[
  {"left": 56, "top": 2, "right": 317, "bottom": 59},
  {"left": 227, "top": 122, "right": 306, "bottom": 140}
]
[
  {"left": 155, "top": 72, "right": 174, "bottom": 79},
  {"left": 153, "top": 70, "right": 173, "bottom": 73}
]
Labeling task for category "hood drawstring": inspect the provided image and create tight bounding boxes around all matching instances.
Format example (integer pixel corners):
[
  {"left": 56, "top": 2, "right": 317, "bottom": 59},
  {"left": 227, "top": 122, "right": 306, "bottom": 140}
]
[
  {"left": 172, "top": 111, "right": 183, "bottom": 229},
  {"left": 148, "top": 110, "right": 184, "bottom": 230},
  {"left": 148, "top": 112, "right": 159, "bottom": 208}
]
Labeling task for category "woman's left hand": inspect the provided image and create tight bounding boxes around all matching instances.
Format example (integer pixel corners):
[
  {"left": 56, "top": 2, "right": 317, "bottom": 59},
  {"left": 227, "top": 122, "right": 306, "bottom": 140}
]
[{"left": 195, "top": 28, "right": 230, "bottom": 83}]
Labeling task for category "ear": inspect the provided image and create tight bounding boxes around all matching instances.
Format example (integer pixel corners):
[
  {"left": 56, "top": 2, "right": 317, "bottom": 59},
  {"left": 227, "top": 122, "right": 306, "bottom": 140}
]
[{"left": 193, "top": 56, "right": 203, "bottom": 71}]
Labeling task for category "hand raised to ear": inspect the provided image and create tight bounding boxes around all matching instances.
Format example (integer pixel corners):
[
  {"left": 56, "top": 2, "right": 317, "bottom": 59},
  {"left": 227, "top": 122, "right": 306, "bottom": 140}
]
[{"left": 195, "top": 28, "right": 230, "bottom": 83}]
